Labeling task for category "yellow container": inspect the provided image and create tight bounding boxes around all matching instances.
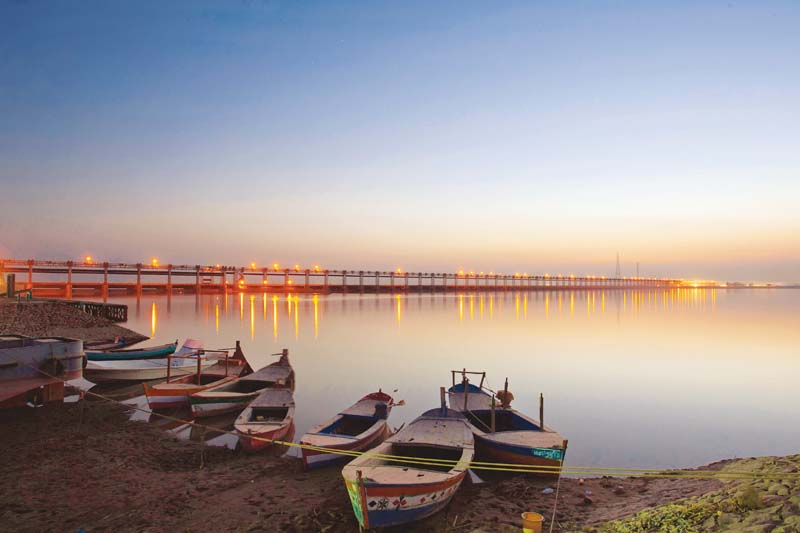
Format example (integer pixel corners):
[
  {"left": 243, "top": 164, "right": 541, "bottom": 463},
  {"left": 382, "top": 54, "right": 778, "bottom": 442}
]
[{"left": 521, "top": 511, "right": 544, "bottom": 533}]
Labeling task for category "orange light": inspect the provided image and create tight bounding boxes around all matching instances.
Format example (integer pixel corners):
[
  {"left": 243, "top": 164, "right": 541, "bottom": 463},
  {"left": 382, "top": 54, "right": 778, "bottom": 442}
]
[
  {"left": 469, "top": 271, "right": 474, "bottom": 276},
  {"left": 215, "top": 264, "right": 221, "bottom": 268},
  {"left": 396, "top": 267, "right": 402, "bottom": 274},
  {"left": 84, "top": 255, "right": 93, "bottom": 264},
  {"left": 273, "top": 263, "right": 280, "bottom": 270},
  {"left": 262, "top": 279, "right": 268, "bottom": 285},
  {"left": 288, "top": 279, "right": 294, "bottom": 285},
  {"left": 458, "top": 269, "right": 464, "bottom": 276},
  {"left": 544, "top": 273, "right": 550, "bottom": 278},
  {"left": 294, "top": 264, "right": 300, "bottom": 271},
  {"left": 314, "top": 265, "right": 321, "bottom": 272},
  {"left": 151, "top": 258, "right": 159, "bottom": 267},
  {"left": 250, "top": 262, "right": 256, "bottom": 270}
]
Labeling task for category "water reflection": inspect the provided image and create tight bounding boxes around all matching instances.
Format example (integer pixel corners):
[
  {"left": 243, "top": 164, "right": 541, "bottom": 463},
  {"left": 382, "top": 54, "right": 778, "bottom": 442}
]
[
  {"left": 145, "top": 289, "right": 741, "bottom": 339},
  {"left": 97, "top": 288, "right": 800, "bottom": 471}
]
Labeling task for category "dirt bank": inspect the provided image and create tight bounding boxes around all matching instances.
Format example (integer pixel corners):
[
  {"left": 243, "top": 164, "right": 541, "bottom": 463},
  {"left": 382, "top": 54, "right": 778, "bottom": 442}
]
[
  {"left": 0, "top": 299, "right": 146, "bottom": 344},
  {"left": 0, "top": 401, "right": 733, "bottom": 533}
]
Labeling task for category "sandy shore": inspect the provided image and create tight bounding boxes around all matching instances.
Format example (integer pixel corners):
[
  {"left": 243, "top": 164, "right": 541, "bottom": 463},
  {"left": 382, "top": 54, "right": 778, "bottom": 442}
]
[
  {"left": 0, "top": 400, "right": 740, "bottom": 533},
  {"left": 0, "top": 299, "right": 147, "bottom": 344}
]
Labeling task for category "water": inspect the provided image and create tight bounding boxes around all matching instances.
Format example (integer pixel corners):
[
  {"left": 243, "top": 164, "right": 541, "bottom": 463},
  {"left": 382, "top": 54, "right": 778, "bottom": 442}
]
[{"left": 92, "top": 288, "right": 800, "bottom": 470}]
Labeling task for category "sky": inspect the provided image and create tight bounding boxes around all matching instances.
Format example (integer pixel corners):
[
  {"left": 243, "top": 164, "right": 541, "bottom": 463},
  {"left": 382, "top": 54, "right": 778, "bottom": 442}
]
[{"left": 1, "top": 1, "right": 798, "bottom": 282}]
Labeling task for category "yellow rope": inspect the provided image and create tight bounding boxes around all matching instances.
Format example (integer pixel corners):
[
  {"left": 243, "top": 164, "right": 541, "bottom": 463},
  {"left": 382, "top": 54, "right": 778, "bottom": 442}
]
[{"left": 9, "top": 354, "right": 800, "bottom": 481}]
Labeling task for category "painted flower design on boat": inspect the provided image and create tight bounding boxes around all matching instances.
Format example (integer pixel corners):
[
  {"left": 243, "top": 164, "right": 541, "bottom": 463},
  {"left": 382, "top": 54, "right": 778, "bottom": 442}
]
[
  {"left": 377, "top": 497, "right": 389, "bottom": 510},
  {"left": 392, "top": 496, "right": 407, "bottom": 509}
]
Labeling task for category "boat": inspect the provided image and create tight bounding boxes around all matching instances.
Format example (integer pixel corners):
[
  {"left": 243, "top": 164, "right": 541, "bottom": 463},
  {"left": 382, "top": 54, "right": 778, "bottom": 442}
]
[
  {"left": 234, "top": 388, "right": 295, "bottom": 452},
  {"left": 84, "top": 340, "right": 213, "bottom": 383},
  {"left": 143, "top": 341, "right": 252, "bottom": 410},
  {"left": 0, "top": 335, "right": 85, "bottom": 408},
  {"left": 341, "top": 393, "right": 474, "bottom": 529},
  {"left": 189, "top": 349, "right": 294, "bottom": 418},
  {"left": 447, "top": 370, "right": 567, "bottom": 473},
  {"left": 84, "top": 337, "right": 145, "bottom": 351},
  {"left": 300, "top": 390, "right": 394, "bottom": 469},
  {"left": 86, "top": 340, "right": 178, "bottom": 361}
]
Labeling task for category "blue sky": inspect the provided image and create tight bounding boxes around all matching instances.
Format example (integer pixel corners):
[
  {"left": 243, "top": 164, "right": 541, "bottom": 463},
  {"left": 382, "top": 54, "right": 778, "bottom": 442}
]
[{"left": 1, "top": 1, "right": 798, "bottom": 281}]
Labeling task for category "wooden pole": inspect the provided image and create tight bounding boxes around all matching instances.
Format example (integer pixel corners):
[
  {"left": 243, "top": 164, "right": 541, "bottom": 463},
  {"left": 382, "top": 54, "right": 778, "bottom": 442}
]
[
  {"left": 503, "top": 377, "right": 509, "bottom": 408},
  {"left": 463, "top": 377, "right": 469, "bottom": 412},
  {"left": 491, "top": 394, "right": 496, "bottom": 433},
  {"left": 440, "top": 386, "right": 446, "bottom": 413},
  {"left": 197, "top": 349, "right": 202, "bottom": 385},
  {"left": 166, "top": 352, "right": 172, "bottom": 383},
  {"left": 539, "top": 392, "right": 544, "bottom": 429}
]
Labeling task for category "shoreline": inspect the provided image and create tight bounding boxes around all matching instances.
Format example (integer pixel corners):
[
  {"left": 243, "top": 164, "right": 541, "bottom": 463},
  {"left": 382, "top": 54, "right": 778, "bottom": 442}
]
[
  {"left": 1, "top": 400, "right": 796, "bottom": 532},
  {"left": 0, "top": 298, "right": 147, "bottom": 344}
]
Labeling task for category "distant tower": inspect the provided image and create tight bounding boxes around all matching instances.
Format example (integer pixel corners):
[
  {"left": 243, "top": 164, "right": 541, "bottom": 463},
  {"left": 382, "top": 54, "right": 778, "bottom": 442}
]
[{"left": 615, "top": 253, "right": 621, "bottom": 278}]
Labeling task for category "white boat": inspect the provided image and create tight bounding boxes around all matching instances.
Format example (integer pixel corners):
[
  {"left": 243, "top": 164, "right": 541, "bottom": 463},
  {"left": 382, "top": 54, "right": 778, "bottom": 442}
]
[
  {"left": 300, "top": 390, "right": 394, "bottom": 469},
  {"left": 84, "top": 339, "right": 213, "bottom": 383}
]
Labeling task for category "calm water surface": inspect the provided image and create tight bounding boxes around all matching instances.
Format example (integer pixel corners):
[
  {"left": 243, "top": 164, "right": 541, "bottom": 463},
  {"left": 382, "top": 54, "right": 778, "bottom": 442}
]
[{"left": 94, "top": 289, "right": 799, "bottom": 470}]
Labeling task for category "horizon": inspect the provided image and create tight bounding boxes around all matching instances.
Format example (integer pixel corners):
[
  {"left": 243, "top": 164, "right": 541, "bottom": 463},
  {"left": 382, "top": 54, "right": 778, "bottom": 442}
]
[{"left": 2, "top": 1, "right": 799, "bottom": 282}]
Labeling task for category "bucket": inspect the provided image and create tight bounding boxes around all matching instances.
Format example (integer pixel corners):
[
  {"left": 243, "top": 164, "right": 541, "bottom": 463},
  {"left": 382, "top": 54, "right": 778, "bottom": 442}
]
[{"left": 521, "top": 512, "right": 544, "bottom": 533}]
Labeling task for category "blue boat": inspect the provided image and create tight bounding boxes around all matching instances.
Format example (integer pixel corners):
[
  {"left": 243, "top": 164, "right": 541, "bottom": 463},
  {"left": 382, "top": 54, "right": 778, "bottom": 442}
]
[
  {"left": 447, "top": 370, "right": 567, "bottom": 474},
  {"left": 86, "top": 341, "right": 178, "bottom": 361}
]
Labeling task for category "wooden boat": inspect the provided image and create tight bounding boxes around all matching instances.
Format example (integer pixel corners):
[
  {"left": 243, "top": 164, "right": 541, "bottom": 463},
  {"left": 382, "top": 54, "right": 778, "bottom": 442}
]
[
  {"left": 1, "top": 335, "right": 85, "bottom": 408},
  {"left": 447, "top": 370, "right": 567, "bottom": 473},
  {"left": 234, "top": 388, "right": 295, "bottom": 452},
  {"left": 189, "top": 349, "right": 294, "bottom": 418},
  {"left": 341, "top": 397, "right": 474, "bottom": 529},
  {"left": 300, "top": 390, "right": 393, "bottom": 469},
  {"left": 84, "top": 337, "right": 145, "bottom": 351},
  {"left": 84, "top": 340, "right": 213, "bottom": 383},
  {"left": 86, "top": 341, "right": 177, "bottom": 361},
  {"left": 143, "top": 341, "right": 252, "bottom": 410}
]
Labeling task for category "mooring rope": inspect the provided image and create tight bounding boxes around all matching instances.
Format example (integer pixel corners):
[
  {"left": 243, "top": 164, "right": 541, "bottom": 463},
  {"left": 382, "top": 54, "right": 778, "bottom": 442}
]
[{"left": 7, "top": 354, "right": 800, "bottom": 480}]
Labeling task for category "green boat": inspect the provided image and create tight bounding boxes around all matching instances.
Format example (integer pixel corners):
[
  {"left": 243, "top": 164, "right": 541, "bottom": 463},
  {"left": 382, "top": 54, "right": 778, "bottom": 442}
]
[{"left": 86, "top": 341, "right": 178, "bottom": 361}]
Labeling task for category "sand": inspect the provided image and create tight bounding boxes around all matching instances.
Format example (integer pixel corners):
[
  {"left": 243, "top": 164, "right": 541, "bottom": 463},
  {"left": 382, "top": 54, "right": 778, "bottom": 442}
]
[{"left": 0, "top": 401, "right": 725, "bottom": 532}]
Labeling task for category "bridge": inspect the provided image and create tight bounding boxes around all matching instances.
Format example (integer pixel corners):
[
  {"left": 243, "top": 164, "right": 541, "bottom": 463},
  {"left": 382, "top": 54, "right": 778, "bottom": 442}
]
[{"left": 0, "top": 259, "right": 684, "bottom": 299}]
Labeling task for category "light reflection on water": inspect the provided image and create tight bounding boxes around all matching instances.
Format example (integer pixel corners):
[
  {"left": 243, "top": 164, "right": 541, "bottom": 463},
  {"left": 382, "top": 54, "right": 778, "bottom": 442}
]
[{"left": 107, "top": 289, "right": 799, "bottom": 470}]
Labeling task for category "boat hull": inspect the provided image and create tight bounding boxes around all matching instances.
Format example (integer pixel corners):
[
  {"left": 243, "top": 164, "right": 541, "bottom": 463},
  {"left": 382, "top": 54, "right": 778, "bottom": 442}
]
[
  {"left": 475, "top": 434, "right": 565, "bottom": 473},
  {"left": 189, "top": 392, "right": 259, "bottom": 418},
  {"left": 301, "top": 424, "right": 388, "bottom": 469},
  {"left": 85, "top": 360, "right": 213, "bottom": 383},
  {"left": 238, "top": 422, "right": 292, "bottom": 452},
  {"left": 345, "top": 473, "right": 466, "bottom": 529},
  {"left": 87, "top": 343, "right": 177, "bottom": 361},
  {"left": 144, "top": 376, "right": 236, "bottom": 410}
]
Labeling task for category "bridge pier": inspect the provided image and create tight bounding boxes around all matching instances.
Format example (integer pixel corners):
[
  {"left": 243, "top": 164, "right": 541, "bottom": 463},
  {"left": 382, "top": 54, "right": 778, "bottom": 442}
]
[
  {"left": 359, "top": 271, "right": 364, "bottom": 293},
  {"left": 304, "top": 269, "right": 310, "bottom": 290},
  {"left": 324, "top": 270, "right": 329, "bottom": 290},
  {"left": 167, "top": 264, "right": 173, "bottom": 295},
  {"left": 27, "top": 259, "right": 33, "bottom": 290},
  {"left": 194, "top": 265, "right": 200, "bottom": 294},
  {"left": 342, "top": 270, "right": 347, "bottom": 294},
  {"left": 65, "top": 261, "right": 73, "bottom": 299},
  {"left": 102, "top": 262, "right": 109, "bottom": 299},
  {"left": 136, "top": 263, "right": 142, "bottom": 297}
]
